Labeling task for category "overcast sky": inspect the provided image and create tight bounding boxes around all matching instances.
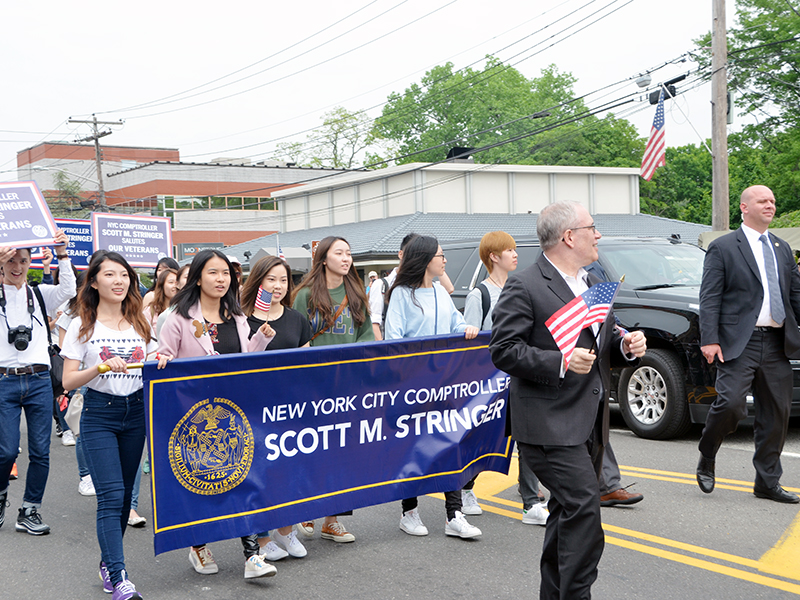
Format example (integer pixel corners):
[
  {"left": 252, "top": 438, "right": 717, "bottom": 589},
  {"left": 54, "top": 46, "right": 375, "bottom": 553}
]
[{"left": 1, "top": 0, "right": 736, "bottom": 181}]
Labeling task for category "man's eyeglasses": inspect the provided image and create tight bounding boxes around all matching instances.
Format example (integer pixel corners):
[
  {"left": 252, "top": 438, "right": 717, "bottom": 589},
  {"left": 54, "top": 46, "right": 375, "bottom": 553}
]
[{"left": 570, "top": 223, "right": 596, "bottom": 234}]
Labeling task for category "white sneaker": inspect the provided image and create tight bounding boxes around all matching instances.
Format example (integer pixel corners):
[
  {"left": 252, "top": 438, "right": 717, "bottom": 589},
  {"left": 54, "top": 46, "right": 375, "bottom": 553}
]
[
  {"left": 445, "top": 511, "right": 482, "bottom": 539},
  {"left": 62, "top": 430, "right": 76, "bottom": 446},
  {"left": 399, "top": 509, "right": 429, "bottom": 536},
  {"left": 272, "top": 528, "right": 307, "bottom": 558},
  {"left": 244, "top": 554, "right": 277, "bottom": 579},
  {"left": 260, "top": 540, "right": 289, "bottom": 561},
  {"left": 522, "top": 502, "right": 549, "bottom": 526},
  {"left": 189, "top": 545, "right": 219, "bottom": 574},
  {"left": 460, "top": 490, "right": 483, "bottom": 515},
  {"left": 78, "top": 475, "right": 96, "bottom": 496},
  {"left": 296, "top": 521, "right": 314, "bottom": 537}
]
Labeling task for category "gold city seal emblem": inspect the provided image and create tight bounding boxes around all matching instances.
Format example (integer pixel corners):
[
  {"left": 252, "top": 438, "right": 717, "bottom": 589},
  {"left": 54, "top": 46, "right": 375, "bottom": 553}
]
[{"left": 169, "top": 397, "right": 254, "bottom": 496}]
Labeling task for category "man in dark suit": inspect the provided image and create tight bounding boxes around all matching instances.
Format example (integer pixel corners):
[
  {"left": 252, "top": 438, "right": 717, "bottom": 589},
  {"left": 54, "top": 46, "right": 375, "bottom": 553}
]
[
  {"left": 490, "top": 201, "right": 647, "bottom": 600},
  {"left": 697, "top": 185, "right": 800, "bottom": 503}
]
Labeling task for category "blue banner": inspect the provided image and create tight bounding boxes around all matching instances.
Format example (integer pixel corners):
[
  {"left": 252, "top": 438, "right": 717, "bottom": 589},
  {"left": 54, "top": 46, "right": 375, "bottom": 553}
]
[{"left": 144, "top": 333, "right": 511, "bottom": 555}]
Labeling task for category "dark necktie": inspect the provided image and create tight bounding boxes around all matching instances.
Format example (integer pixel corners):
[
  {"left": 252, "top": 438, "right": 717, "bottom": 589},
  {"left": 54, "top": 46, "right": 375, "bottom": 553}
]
[{"left": 759, "top": 234, "right": 785, "bottom": 324}]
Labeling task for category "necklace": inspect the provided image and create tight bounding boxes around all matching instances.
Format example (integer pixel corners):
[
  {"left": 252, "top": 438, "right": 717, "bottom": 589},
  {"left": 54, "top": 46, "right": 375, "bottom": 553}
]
[{"left": 488, "top": 276, "right": 504, "bottom": 288}]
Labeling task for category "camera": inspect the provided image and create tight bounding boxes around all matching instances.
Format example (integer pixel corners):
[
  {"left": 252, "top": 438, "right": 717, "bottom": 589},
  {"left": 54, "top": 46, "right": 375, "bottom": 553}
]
[{"left": 8, "top": 325, "right": 32, "bottom": 351}]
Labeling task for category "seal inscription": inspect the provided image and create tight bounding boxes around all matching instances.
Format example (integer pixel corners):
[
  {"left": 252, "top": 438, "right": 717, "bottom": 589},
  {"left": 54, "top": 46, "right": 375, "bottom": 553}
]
[{"left": 169, "top": 397, "right": 254, "bottom": 496}]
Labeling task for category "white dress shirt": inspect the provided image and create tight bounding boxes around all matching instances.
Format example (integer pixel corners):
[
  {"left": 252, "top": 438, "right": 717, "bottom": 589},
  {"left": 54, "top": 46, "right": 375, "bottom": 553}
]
[{"left": 740, "top": 223, "right": 782, "bottom": 327}]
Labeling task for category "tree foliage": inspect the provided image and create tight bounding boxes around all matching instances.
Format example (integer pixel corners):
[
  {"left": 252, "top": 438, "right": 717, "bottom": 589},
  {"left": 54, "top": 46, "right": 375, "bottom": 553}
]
[
  {"left": 277, "top": 107, "right": 385, "bottom": 169},
  {"left": 372, "top": 59, "right": 643, "bottom": 167}
]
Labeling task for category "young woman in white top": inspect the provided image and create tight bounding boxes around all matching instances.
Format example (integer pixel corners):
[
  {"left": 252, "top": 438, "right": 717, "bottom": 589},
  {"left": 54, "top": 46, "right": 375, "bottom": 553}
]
[
  {"left": 384, "top": 235, "right": 482, "bottom": 540},
  {"left": 61, "top": 250, "right": 171, "bottom": 599}
]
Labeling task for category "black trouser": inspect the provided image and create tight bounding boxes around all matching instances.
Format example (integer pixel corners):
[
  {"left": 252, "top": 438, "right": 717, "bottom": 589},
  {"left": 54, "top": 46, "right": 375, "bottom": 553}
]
[
  {"left": 518, "top": 428, "right": 604, "bottom": 600},
  {"left": 699, "top": 327, "right": 792, "bottom": 488},
  {"left": 402, "top": 491, "right": 462, "bottom": 520}
]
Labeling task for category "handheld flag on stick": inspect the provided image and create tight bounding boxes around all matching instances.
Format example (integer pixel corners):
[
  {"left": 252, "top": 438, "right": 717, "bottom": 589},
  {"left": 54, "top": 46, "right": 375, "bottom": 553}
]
[
  {"left": 545, "top": 281, "right": 621, "bottom": 369},
  {"left": 254, "top": 286, "right": 273, "bottom": 313},
  {"left": 640, "top": 88, "right": 666, "bottom": 181}
]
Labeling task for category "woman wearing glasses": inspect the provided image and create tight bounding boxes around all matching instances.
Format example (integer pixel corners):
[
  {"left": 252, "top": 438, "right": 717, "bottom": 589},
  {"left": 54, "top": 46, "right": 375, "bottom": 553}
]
[{"left": 384, "top": 235, "right": 481, "bottom": 540}]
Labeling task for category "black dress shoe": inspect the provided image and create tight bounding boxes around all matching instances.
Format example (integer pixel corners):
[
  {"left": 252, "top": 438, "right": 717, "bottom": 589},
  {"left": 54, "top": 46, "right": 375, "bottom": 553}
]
[
  {"left": 696, "top": 455, "right": 715, "bottom": 493},
  {"left": 753, "top": 484, "right": 800, "bottom": 504}
]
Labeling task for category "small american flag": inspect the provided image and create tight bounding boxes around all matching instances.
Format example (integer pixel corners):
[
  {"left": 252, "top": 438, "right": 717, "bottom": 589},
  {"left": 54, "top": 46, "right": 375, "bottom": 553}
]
[
  {"left": 278, "top": 245, "right": 285, "bottom": 260},
  {"left": 254, "top": 286, "right": 273, "bottom": 313},
  {"left": 545, "top": 281, "right": 620, "bottom": 368},
  {"left": 640, "top": 88, "right": 666, "bottom": 181}
]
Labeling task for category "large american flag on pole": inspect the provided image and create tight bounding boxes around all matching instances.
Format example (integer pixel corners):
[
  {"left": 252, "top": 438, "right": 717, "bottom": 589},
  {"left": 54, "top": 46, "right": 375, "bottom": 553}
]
[
  {"left": 640, "top": 87, "right": 666, "bottom": 181},
  {"left": 545, "top": 281, "right": 621, "bottom": 368}
]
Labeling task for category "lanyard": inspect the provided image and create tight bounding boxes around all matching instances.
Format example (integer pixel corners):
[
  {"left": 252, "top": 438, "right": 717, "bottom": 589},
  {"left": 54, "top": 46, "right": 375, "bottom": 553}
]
[{"left": 0, "top": 283, "right": 36, "bottom": 330}]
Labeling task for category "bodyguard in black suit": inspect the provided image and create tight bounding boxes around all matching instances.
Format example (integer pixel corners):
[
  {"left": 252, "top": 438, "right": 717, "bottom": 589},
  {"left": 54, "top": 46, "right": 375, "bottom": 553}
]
[
  {"left": 697, "top": 185, "right": 800, "bottom": 503},
  {"left": 490, "top": 201, "right": 647, "bottom": 600}
]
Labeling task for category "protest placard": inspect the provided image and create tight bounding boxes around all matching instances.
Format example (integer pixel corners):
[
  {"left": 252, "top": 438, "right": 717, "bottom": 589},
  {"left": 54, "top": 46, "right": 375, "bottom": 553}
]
[
  {"left": 29, "top": 218, "right": 93, "bottom": 271},
  {"left": 91, "top": 213, "right": 172, "bottom": 267},
  {"left": 0, "top": 181, "right": 59, "bottom": 248}
]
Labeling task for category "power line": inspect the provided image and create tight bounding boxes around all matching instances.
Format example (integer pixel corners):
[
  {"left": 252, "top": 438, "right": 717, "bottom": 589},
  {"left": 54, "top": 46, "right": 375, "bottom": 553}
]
[
  {"left": 97, "top": 0, "right": 385, "bottom": 114},
  {"left": 188, "top": 0, "right": 637, "bottom": 165},
  {"left": 118, "top": 0, "right": 460, "bottom": 121},
  {"left": 178, "top": 0, "right": 580, "bottom": 152}
]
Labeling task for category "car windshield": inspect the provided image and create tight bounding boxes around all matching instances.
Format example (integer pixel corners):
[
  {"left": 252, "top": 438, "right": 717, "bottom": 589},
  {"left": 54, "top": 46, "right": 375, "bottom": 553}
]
[{"left": 599, "top": 243, "right": 705, "bottom": 289}]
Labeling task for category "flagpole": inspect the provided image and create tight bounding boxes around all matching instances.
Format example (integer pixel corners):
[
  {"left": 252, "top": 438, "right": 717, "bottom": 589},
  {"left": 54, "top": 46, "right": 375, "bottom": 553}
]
[{"left": 589, "top": 275, "right": 625, "bottom": 355}]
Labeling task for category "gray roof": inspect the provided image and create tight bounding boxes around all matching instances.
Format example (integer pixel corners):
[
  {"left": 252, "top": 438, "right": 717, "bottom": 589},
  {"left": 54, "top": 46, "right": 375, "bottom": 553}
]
[{"left": 219, "top": 212, "right": 711, "bottom": 264}]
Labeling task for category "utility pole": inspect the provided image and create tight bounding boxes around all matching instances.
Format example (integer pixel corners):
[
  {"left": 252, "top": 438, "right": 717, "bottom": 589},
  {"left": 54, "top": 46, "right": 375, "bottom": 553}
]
[
  {"left": 67, "top": 115, "right": 123, "bottom": 209},
  {"left": 711, "top": 0, "right": 729, "bottom": 231}
]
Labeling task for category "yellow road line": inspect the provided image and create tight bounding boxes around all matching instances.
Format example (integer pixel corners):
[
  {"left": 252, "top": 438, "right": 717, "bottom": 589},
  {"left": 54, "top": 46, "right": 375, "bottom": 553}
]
[
  {"left": 605, "top": 536, "right": 800, "bottom": 595},
  {"left": 466, "top": 459, "right": 800, "bottom": 592},
  {"left": 759, "top": 510, "right": 800, "bottom": 578},
  {"left": 618, "top": 465, "right": 800, "bottom": 493}
]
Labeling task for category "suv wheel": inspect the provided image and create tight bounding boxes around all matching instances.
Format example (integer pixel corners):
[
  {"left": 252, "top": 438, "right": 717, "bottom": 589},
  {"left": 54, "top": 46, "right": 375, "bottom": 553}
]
[{"left": 617, "top": 349, "right": 691, "bottom": 440}]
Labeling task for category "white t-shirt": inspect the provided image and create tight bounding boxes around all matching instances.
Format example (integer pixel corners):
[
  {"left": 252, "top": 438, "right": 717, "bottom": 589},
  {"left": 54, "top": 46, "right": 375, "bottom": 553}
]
[{"left": 61, "top": 317, "right": 157, "bottom": 396}]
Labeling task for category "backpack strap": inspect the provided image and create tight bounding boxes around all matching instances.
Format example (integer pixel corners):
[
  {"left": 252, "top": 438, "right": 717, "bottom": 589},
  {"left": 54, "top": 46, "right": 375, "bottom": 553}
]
[
  {"left": 478, "top": 282, "right": 491, "bottom": 327},
  {"left": 31, "top": 284, "right": 54, "bottom": 347}
]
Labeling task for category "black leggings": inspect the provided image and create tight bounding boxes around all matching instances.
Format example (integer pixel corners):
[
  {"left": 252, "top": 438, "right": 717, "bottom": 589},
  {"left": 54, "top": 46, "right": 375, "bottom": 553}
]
[{"left": 402, "top": 491, "right": 462, "bottom": 520}]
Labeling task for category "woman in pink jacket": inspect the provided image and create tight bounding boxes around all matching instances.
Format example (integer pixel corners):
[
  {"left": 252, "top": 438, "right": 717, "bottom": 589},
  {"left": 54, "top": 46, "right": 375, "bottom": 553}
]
[{"left": 159, "top": 249, "right": 276, "bottom": 580}]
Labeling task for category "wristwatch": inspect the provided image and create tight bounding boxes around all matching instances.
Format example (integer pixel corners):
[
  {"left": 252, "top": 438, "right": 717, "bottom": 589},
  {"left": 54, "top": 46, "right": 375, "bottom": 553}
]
[{"left": 56, "top": 254, "right": 69, "bottom": 260}]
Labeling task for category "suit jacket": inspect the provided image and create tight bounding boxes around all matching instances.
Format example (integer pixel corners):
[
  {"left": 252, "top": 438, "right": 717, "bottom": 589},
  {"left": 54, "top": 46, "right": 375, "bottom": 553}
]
[
  {"left": 489, "top": 253, "right": 631, "bottom": 447},
  {"left": 699, "top": 227, "right": 800, "bottom": 361},
  {"left": 158, "top": 301, "right": 272, "bottom": 358}
]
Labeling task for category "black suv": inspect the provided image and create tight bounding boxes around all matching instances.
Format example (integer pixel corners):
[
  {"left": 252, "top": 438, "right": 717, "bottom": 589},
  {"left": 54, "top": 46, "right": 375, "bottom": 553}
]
[{"left": 443, "top": 236, "right": 800, "bottom": 440}]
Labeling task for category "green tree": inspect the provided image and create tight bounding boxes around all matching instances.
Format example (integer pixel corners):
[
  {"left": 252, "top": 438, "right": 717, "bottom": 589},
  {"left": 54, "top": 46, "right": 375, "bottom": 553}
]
[
  {"left": 277, "top": 107, "right": 386, "bottom": 169},
  {"left": 44, "top": 170, "right": 84, "bottom": 216},
  {"left": 639, "top": 143, "right": 713, "bottom": 223},
  {"left": 372, "top": 59, "right": 643, "bottom": 167}
]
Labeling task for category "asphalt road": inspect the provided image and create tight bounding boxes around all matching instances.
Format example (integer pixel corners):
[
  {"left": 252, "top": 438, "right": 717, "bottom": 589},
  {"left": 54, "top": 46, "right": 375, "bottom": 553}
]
[{"left": 2, "top": 411, "right": 799, "bottom": 599}]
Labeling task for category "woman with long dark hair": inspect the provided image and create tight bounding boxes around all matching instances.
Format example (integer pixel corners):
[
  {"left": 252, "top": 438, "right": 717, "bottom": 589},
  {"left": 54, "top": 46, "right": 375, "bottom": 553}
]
[
  {"left": 61, "top": 251, "right": 171, "bottom": 599},
  {"left": 384, "top": 235, "right": 481, "bottom": 540},
  {"left": 241, "top": 256, "right": 312, "bottom": 560},
  {"left": 291, "top": 236, "right": 373, "bottom": 543},
  {"left": 158, "top": 249, "right": 277, "bottom": 580}
]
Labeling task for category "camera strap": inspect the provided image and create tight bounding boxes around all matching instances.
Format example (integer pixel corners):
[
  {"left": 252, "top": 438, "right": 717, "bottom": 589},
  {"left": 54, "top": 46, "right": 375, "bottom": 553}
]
[{"left": 0, "top": 283, "right": 37, "bottom": 332}]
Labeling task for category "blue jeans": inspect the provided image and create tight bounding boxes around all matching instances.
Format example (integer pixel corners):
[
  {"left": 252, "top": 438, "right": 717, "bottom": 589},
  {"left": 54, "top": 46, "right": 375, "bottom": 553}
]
[
  {"left": 81, "top": 388, "right": 145, "bottom": 586},
  {"left": 76, "top": 434, "right": 90, "bottom": 479},
  {"left": 0, "top": 371, "right": 53, "bottom": 504},
  {"left": 131, "top": 462, "right": 142, "bottom": 510}
]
